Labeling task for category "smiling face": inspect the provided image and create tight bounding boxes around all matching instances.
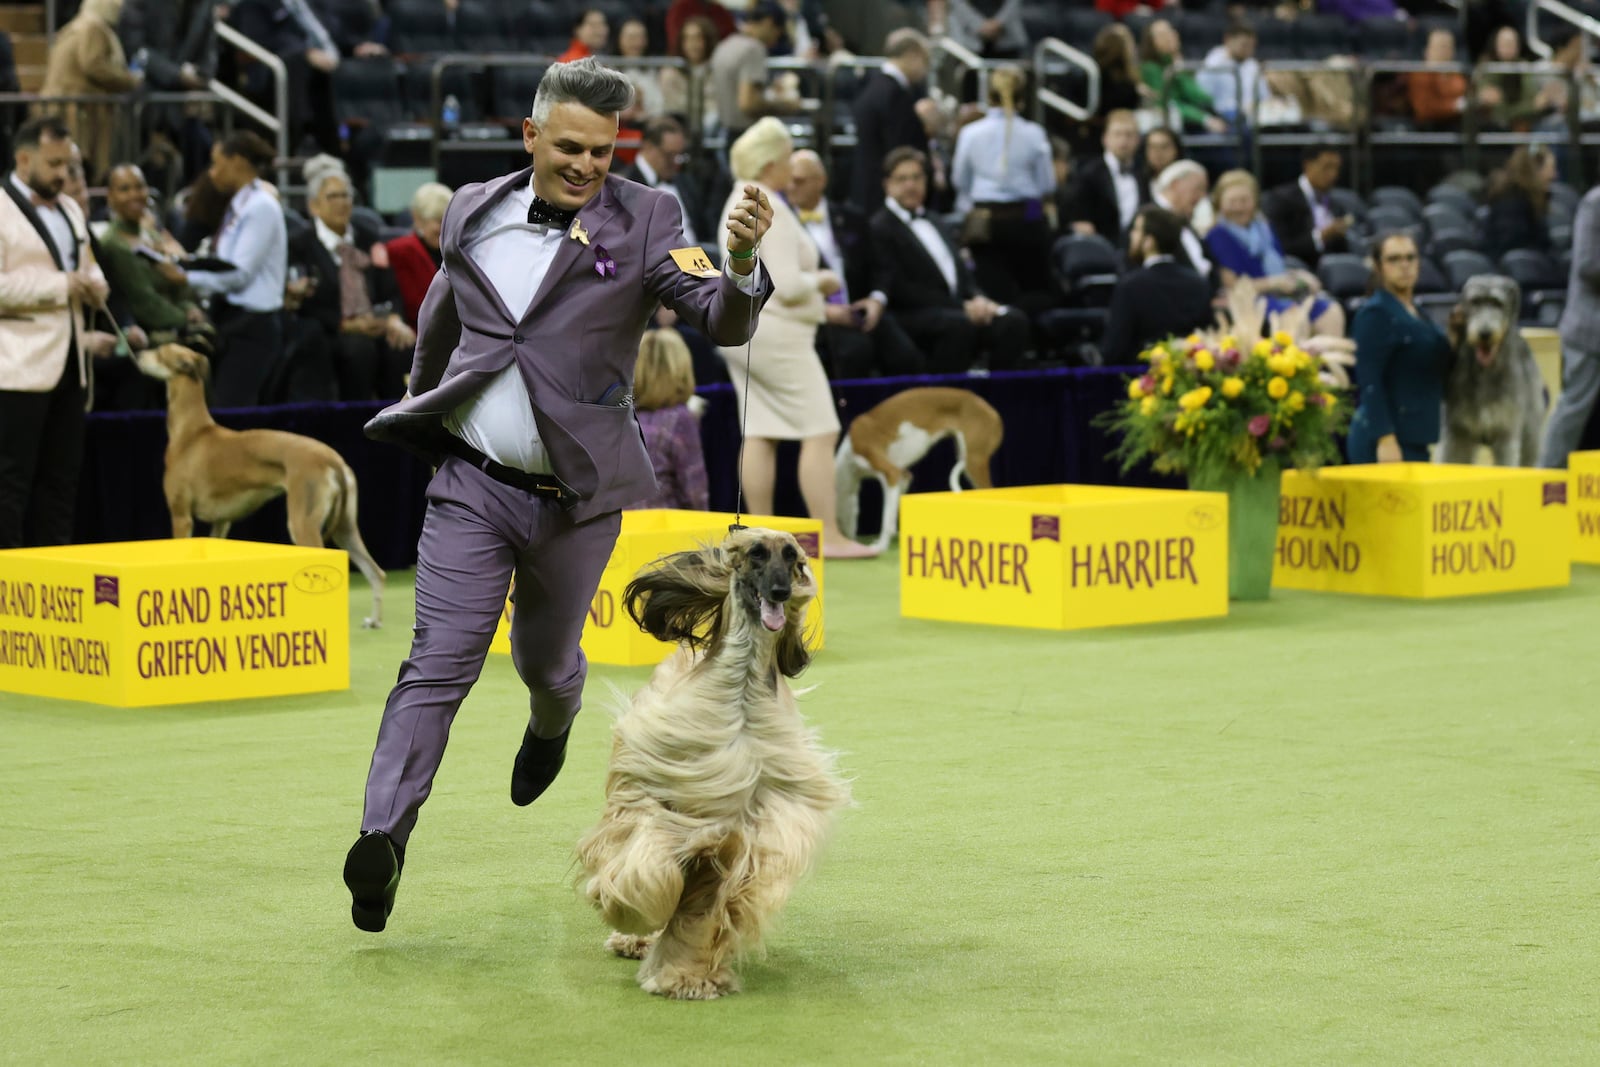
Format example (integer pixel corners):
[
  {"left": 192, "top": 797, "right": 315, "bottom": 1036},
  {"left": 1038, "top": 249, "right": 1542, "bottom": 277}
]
[
  {"left": 524, "top": 101, "right": 618, "bottom": 210},
  {"left": 1217, "top": 181, "right": 1257, "bottom": 226},
  {"left": 107, "top": 165, "right": 150, "bottom": 225}
]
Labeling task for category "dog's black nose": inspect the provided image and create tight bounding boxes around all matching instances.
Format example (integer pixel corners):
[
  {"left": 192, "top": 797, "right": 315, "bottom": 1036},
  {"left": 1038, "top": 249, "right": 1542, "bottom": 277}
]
[{"left": 768, "top": 583, "right": 791, "bottom": 602}]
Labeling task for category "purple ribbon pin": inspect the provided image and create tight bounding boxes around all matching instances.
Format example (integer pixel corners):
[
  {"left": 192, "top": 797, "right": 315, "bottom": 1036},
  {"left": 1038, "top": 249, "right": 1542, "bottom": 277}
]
[{"left": 593, "top": 245, "right": 616, "bottom": 279}]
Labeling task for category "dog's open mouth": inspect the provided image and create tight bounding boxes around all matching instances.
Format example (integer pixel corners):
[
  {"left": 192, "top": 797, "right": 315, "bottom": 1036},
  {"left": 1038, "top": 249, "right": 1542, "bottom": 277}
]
[
  {"left": 758, "top": 597, "right": 786, "bottom": 632},
  {"left": 1475, "top": 340, "right": 1497, "bottom": 367}
]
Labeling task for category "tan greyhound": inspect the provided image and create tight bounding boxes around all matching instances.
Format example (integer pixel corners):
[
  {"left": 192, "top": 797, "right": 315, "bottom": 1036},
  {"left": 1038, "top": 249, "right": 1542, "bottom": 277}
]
[{"left": 134, "top": 344, "right": 386, "bottom": 628}]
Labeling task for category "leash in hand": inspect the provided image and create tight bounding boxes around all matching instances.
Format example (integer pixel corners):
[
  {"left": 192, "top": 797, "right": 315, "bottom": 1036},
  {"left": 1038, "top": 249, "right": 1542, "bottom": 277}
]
[{"left": 730, "top": 189, "right": 765, "bottom": 534}]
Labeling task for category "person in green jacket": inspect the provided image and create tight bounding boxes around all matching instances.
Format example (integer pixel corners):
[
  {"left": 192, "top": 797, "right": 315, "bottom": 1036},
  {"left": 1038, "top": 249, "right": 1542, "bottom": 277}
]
[
  {"left": 1140, "top": 19, "right": 1228, "bottom": 134},
  {"left": 95, "top": 163, "right": 213, "bottom": 347}
]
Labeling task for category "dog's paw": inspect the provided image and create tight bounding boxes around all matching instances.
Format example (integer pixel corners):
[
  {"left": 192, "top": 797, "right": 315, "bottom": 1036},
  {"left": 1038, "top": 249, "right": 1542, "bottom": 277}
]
[
  {"left": 605, "top": 931, "right": 655, "bottom": 960},
  {"left": 361, "top": 617, "right": 381, "bottom": 629},
  {"left": 640, "top": 969, "right": 739, "bottom": 1001}
]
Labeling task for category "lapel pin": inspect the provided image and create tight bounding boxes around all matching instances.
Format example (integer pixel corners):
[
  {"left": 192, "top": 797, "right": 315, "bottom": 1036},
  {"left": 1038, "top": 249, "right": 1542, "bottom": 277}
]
[{"left": 570, "top": 219, "right": 589, "bottom": 246}]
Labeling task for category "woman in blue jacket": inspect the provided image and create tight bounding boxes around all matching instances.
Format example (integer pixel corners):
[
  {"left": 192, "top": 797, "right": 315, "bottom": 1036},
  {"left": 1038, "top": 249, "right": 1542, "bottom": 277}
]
[{"left": 1346, "top": 233, "right": 1453, "bottom": 463}]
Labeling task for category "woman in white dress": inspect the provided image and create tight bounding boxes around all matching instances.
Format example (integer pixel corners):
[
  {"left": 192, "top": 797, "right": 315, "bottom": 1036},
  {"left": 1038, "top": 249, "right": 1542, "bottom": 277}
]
[{"left": 720, "top": 117, "right": 877, "bottom": 558}]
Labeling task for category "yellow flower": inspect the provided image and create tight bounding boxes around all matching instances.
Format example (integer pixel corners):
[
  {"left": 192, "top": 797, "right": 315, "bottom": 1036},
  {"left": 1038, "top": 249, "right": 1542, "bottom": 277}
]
[
  {"left": 1252, "top": 340, "right": 1274, "bottom": 358},
  {"left": 1221, "top": 376, "right": 1244, "bottom": 398},
  {"left": 1267, "top": 353, "right": 1298, "bottom": 378},
  {"left": 1268, "top": 376, "right": 1289, "bottom": 399},
  {"left": 1174, "top": 412, "right": 1190, "bottom": 432},
  {"left": 1287, "top": 390, "right": 1306, "bottom": 412},
  {"left": 1128, "top": 378, "right": 1145, "bottom": 399},
  {"left": 1146, "top": 344, "right": 1169, "bottom": 364},
  {"left": 1178, "top": 386, "right": 1213, "bottom": 412},
  {"left": 1273, "top": 330, "right": 1293, "bottom": 347},
  {"left": 1140, "top": 395, "right": 1156, "bottom": 416},
  {"left": 1220, "top": 335, "right": 1237, "bottom": 351},
  {"left": 1186, "top": 333, "right": 1203, "bottom": 346},
  {"left": 1193, "top": 348, "right": 1215, "bottom": 371},
  {"left": 1161, "top": 376, "right": 1173, "bottom": 395}
]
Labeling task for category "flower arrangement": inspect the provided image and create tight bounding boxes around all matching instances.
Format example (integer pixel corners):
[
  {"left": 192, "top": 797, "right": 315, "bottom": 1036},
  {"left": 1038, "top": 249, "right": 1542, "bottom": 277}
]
[{"left": 1100, "top": 296, "right": 1351, "bottom": 487}]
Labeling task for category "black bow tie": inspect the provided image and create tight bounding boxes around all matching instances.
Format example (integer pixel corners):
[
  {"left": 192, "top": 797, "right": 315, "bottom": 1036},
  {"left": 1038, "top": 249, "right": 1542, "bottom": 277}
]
[{"left": 527, "top": 196, "right": 577, "bottom": 232}]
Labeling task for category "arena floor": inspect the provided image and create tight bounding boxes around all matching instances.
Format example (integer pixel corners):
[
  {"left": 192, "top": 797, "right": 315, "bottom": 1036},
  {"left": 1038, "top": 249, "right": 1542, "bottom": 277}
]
[{"left": 6, "top": 558, "right": 1599, "bottom": 1065}]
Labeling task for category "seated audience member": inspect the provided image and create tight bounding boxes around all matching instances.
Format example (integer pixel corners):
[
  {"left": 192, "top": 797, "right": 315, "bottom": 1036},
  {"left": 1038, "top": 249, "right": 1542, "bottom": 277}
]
[
  {"left": 787, "top": 148, "right": 922, "bottom": 378},
  {"left": 1149, "top": 160, "right": 1214, "bottom": 284},
  {"left": 1065, "top": 109, "right": 1148, "bottom": 246},
  {"left": 1140, "top": 20, "right": 1228, "bottom": 134},
  {"left": 870, "top": 146, "right": 1030, "bottom": 373},
  {"left": 1208, "top": 169, "right": 1344, "bottom": 337},
  {"left": 1088, "top": 23, "right": 1150, "bottom": 151},
  {"left": 666, "top": 0, "right": 735, "bottom": 54},
  {"left": 1484, "top": 143, "right": 1555, "bottom": 260},
  {"left": 556, "top": 8, "right": 609, "bottom": 64},
  {"left": 1478, "top": 25, "right": 1531, "bottom": 129},
  {"left": 630, "top": 329, "right": 710, "bottom": 511},
  {"left": 945, "top": 0, "right": 1028, "bottom": 60},
  {"left": 1407, "top": 29, "right": 1470, "bottom": 128},
  {"left": 286, "top": 155, "right": 413, "bottom": 401},
  {"left": 1261, "top": 145, "right": 1350, "bottom": 271},
  {"left": 615, "top": 116, "right": 708, "bottom": 247},
  {"left": 1198, "top": 22, "right": 1267, "bottom": 127},
  {"left": 1141, "top": 126, "right": 1183, "bottom": 184},
  {"left": 617, "top": 18, "right": 667, "bottom": 122},
  {"left": 180, "top": 131, "right": 287, "bottom": 407},
  {"left": 1100, "top": 207, "right": 1213, "bottom": 367},
  {"left": 659, "top": 14, "right": 721, "bottom": 130},
  {"left": 951, "top": 65, "right": 1056, "bottom": 314},
  {"left": 97, "top": 164, "right": 210, "bottom": 343},
  {"left": 386, "top": 181, "right": 451, "bottom": 329}
]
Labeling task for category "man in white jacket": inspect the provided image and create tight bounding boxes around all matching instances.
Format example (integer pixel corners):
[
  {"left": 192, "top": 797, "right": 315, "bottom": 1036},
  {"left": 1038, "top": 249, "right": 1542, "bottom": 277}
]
[{"left": 0, "top": 116, "right": 109, "bottom": 547}]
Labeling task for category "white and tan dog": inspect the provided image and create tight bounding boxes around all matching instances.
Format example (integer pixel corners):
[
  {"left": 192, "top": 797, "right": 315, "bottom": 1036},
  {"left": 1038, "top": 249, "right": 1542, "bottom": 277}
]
[
  {"left": 135, "top": 343, "right": 386, "bottom": 627},
  {"left": 835, "top": 387, "right": 1003, "bottom": 551}
]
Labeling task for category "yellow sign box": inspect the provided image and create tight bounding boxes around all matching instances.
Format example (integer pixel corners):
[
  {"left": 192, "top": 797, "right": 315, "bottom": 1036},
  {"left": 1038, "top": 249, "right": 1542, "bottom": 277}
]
[
  {"left": 1571, "top": 451, "right": 1600, "bottom": 565},
  {"left": 490, "top": 510, "right": 825, "bottom": 666},
  {"left": 0, "top": 539, "right": 350, "bottom": 707},
  {"left": 898, "top": 485, "right": 1230, "bottom": 631},
  {"left": 1274, "top": 463, "right": 1572, "bottom": 598}
]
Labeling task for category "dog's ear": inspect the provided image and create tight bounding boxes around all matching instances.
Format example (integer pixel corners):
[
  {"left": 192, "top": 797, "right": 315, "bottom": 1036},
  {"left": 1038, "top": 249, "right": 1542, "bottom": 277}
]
[
  {"left": 1503, "top": 279, "right": 1521, "bottom": 326},
  {"left": 774, "top": 614, "right": 813, "bottom": 678},
  {"left": 623, "top": 547, "right": 731, "bottom": 649},
  {"left": 180, "top": 350, "right": 211, "bottom": 381}
]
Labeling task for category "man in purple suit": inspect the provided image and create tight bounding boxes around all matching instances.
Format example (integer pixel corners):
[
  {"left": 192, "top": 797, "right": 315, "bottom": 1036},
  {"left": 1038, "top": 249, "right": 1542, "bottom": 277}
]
[{"left": 344, "top": 57, "right": 774, "bottom": 933}]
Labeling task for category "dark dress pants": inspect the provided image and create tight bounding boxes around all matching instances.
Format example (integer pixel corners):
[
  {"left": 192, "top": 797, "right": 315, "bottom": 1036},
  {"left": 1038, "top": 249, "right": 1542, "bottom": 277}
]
[{"left": 0, "top": 354, "right": 86, "bottom": 548}]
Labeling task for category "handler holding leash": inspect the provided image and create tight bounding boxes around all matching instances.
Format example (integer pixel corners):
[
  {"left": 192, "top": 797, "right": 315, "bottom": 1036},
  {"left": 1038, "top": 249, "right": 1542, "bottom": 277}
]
[{"left": 346, "top": 57, "right": 774, "bottom": 932}]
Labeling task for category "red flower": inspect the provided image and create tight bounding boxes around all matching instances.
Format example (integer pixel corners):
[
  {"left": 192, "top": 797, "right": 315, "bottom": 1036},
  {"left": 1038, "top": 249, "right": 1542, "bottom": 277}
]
[{"left": 1248, "top": 414, "right": 1271, "bottom": 437}]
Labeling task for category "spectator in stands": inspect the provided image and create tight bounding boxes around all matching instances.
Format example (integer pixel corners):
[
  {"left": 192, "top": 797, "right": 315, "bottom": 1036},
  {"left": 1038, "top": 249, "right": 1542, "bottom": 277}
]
[
  {"left": 710, "top": 0, "right": 795, "bottom": 140},
  {"left": 1199, "top": 22, "right": 1267, "bottom": 128},
  {"left": 1484, "top": 143, "right": 1555, "bottom": 260},
  {"left": 718, "top": 119, "right": 877, "bottom": 558},
  {"left": 230, "top": 0, "right": 341, "bottom": 156},
  {"left": 788, "top": 148, "right": 921, "bottom": 377},
  {"left": 630, "top": 329, "right": 709, "bottom": 510},
  {"left": 64, "top": 144, "right": 150, "bottom": 409},
  {"left": 286, "top": 155, "right": 412, "bottom": 401},
  {"left": 40, "top": 0, "right": 142, "bottom": 183},
  {"left": 1407, "top": 29, "right": 1470, "bottom": 128},
  {"left": 871, "top": 146, "right": 1030, "bottom": 374},
  {"left": 616, "top": 18, "right": 666, "bottom": 124},
  {"left": 849, "top": 28, "right": 930, "bottom": 212},
  {"left": 945, "top": 0, "right": 1028, "bottom": 60},
  {"left": 1262, "top": 145, "right": 1350, "bottom": 270},
  {"left": 1477, "top": 25, "right": 1529, "bottom": 129},
  {"left": 660, "top": 15, "right": 720, "bottom": 131},
  {"left": 119, "top": 0, "right": 215, "bottom": 90},
  {"left": 98, "top": 163, "right": 209, "bottom": 343},
  {"left": 1140, "top": 20, "right": 1228, "bottom": 134},
  {"left": 1346, "top": 232, "right": 1450, "bottom": 463},
  {"left": 1098, "top": 0, "right": 1167, "bottom": 16},
  {"left": 771, "top": 0, "right": 824, "bottom": 61},
  {"left": 666, "top": 0, "right": 735, "bottom": 55},
  {"left": 318, "top": 0, "right": 389, "bottom": 58},
  {"left": 386, "top": 181, "right": 451, "bottom": 330},
  {"left": 0, "top": 117, "right": 109, "bottom": 547},
  {"left": 1539, "top": 184, "right": 1600, "bottom": 468},
  {"left": 1149, "top": 160, "right": 1213, "bottom": 284},
  {"left": 1208, "top": 168, "right": 1344, "bottom": 337},
  {"left": 1089, "top": 24, "right": 1150, "bottom": 146},
  {"left": 181, "top": 131, "right": 287, "bottom": 407},
  {"left": 556, "top": 9, "right": 609, "bottom": 65},
  {"left": 1141, "top": 126, "right": 1183, "bottom": 184},
  {"left": 1532, "top": 28, "right": 1600, "bottom": 127},
  {"left": 951, "top": 65, "right": 1056, "bottom": 315},
  {"left": 1065, "top": 109, "right": 1147, "bottom": 246},
  {"left": 1100, "top": 206, "right": 1212, "bottom": 367},
  {"left": 616, "top": 116, "right": 707, "bottom": 246}
]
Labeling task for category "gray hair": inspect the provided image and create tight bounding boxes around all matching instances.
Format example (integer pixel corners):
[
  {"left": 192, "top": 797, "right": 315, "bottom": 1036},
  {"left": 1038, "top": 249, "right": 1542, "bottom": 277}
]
[
  {"left": 530, "top": 57, "right": 636, "bottom": 126},
  {"left": 884, "top": 28, "right": 929, "bottom": 59},
  {"left": 410, "top": 181, "right": 453, "bottom": 222},
  {"left": 303, "top": 153, "right": 350, "bottom": 201},
  {"left": 1153, "top": 159, "right": 1207, "bottom": 197}
]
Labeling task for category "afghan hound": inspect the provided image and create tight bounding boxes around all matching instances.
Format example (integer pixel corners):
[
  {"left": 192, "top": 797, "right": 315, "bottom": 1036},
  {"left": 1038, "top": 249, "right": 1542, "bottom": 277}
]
[{"left": 575, "top": 527, "right": 850, "bottom": 1000}]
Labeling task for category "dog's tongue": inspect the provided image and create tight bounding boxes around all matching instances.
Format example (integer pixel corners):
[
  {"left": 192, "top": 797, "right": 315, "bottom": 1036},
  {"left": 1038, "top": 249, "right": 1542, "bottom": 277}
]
[
  {"left": 1476, "top": 343, "right": 1494, "bottom": 367},
  {"left": 759, "top": 598, "right": 786, "bottom": 632}
]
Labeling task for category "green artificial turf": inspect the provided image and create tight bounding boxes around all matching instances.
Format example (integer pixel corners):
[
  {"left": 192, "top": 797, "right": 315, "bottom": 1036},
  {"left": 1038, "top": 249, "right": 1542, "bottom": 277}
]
[{"left": 4, "top": 558, "right": 1599, "bottom": 1066}]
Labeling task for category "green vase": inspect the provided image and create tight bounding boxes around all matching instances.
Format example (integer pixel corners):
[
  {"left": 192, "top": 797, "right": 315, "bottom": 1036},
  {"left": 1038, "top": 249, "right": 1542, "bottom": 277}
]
[{"left": 1188, "top": 462, "right": 1283, "bottom": 601}]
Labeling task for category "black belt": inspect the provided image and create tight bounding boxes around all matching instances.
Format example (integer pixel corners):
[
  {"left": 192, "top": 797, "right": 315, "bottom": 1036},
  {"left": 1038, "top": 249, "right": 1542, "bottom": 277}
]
[{"left": 440, "top": 435, "right": 570, "bottom": 500}]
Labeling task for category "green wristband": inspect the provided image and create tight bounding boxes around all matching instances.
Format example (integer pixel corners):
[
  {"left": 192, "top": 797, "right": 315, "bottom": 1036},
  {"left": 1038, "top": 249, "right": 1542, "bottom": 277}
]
[{"left": 727, "top": 247, "right": 756, "bottom": 260}]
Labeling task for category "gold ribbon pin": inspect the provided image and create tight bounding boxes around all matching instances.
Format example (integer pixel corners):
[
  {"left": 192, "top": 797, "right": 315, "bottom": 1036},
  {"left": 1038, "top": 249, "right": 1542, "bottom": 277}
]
[{"left": 569, "top": 219, "right": 589, "bottom": 245}]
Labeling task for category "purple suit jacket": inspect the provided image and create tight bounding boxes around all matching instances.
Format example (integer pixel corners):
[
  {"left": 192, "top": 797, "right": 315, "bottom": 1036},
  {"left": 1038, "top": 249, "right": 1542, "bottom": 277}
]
[{"left": 364, "top": 168, "right": 771, "bottom": 522}]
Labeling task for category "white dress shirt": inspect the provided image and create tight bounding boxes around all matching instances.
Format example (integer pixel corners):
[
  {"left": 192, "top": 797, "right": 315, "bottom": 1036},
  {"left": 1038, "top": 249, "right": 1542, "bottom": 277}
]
[
  {"left": 314, "top": 216, "right": 353, "bottom": 257},
  {"left": 1107, "top": 152, "right": 1140, "bottom": 233},
  {"left": 797, "top": 201, "right": 888, "bottom": 308},
  {"left": 447, "top": 174, "right": 762, "bottom": 476},
  {"left": 186, "top": 180, "right": 287, "bottom": 313},
  {"left": 883, "top": 196, "right": 959, "bottom": 296},
  {"left": 634, "top": 155, "right": 697, "bottom": 246},
  {"left": 10, "top": 173, "right": 77, "bottom": 270},
  {"left": 1153, "top": 190, "right": 1213, "bottom": 279},
  {"left": 1300, "top": 174, "right": 1335, "bottom": 253}
]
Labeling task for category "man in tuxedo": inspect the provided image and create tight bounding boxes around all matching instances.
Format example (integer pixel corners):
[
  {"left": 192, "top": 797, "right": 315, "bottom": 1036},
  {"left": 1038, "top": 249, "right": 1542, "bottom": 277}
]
[
  {"left": 1262, "top": 145, "right": 1350, "bottom": 270},
  {"left": 788, "top": 148, "right": 922, "bottom": 378},
  {"left": 614, "top": 116, "right": 706, "bottom": 247},
  {"left": 849, "top": 28, "right": 929, "bottom": 212},
  {"left": 1100, "top": 206, "right": 1213, "bottom": 367},
  {"left": 1148, "top": 160, "right": 1214, "bottom": 288},
  {"left": 869, "top": 147, "right": 1029, "bottom": 374},
  {"left": 1064, "top": 109, "right": 1146, "bottom": 247}
]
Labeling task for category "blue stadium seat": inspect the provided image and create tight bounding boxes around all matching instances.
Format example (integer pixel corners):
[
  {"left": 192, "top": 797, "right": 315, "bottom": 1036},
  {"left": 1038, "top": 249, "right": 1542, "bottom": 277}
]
[
  {"left": 491, "top": 64, "right": 547, "bottom": 120},
  {"left": 1355, "top": 16, "right": 1412, "bottom": 59},
  {"left": 1052, "top": 233, "right": 1121, "bottom": 307},
  {"left": 1426, "top": 183, "right": 1477, "bottom": 215},
  {"left": 1368, "top": 186, "right": 1423, "bottom": 216},
  {"left": 1328, "top": 187, "right": 1367, "bottom": 221},
  {"left": 1415, "top": 255, "right": 1449, "bottom": 294},
  {"left": 1364, "top": 203, "right": 1422, "bottom": 235},
  {"left": 1443, "top": 248, "right": 1496, "bottom": 290},
  {"left": 1295, "top": 14, "right": 1350, "bottom": 58},
  {"left": 333, "top": 58, "right": 405, "bottom": 129},
  {"left": 1421, "top": 202, "right": 1473, "bottom": 236},
  {"left": 1316, "top": 252, "right": 1369, "bottom": 301},
  {"left": 1427, "top": 226, "right": 1481, "bottom": 259},
  {"left": 389, "top": 0, "right": 452, "bottom": 53}
]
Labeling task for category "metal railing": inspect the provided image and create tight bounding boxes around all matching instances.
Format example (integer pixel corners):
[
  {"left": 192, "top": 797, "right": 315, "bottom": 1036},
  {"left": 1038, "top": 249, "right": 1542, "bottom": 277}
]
[
  {"left": 1031, "top": 37, "right": 1098, "bottom": 125},
  {"left": 1526, "top": 0, "right": 1600, "bottom": 58},
  {"left": 1248, "top": 60, "right": 1364, "bottom": 181},
  {"left": 214, "top": 21, "right": 290, "bottom": 188}
]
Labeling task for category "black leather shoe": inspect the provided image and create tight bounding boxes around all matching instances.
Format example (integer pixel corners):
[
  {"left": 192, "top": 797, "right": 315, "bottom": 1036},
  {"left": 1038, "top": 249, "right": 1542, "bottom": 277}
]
[
  {"left": 510, "top": 726, "right": 570, "bottom": 807},
  {"left": 343, "top": 830, "right": 404, "bottom": 933}
]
